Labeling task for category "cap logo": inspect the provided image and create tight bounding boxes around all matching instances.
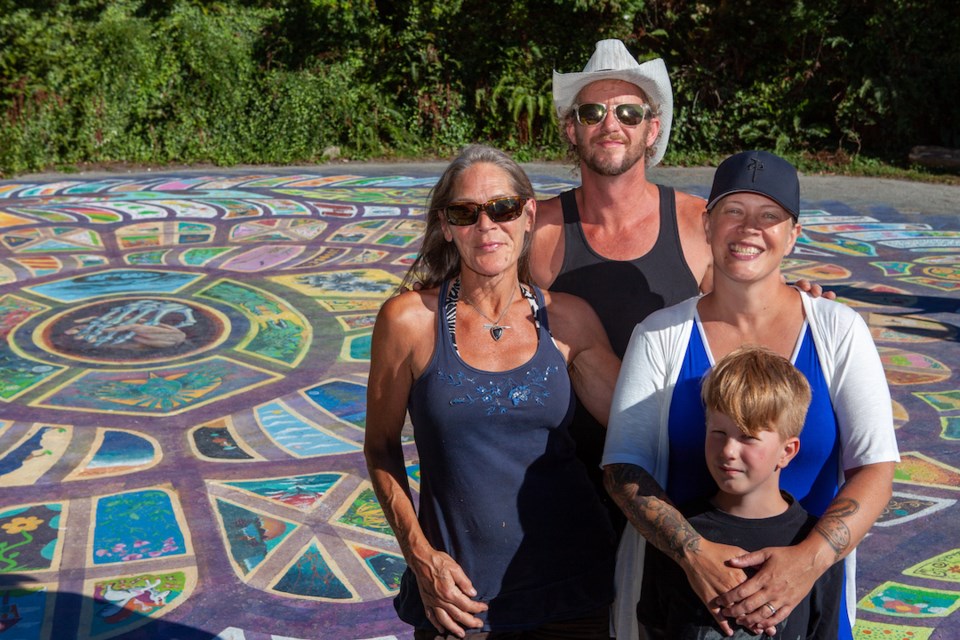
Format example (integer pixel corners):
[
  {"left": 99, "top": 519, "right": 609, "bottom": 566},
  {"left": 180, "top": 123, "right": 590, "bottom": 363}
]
[{"left": 747, "top": 157, "right": 764, "bottom": 182}]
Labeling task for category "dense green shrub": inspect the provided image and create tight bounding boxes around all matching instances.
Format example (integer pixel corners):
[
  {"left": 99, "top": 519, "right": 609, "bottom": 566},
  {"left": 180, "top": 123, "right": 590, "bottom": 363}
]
[
  {"left": 635, "top": 0, "right": 958, "bottom": 162},
  {"left": 0, "top": 0, "right": 412, "bottom": 172},
  {"left": 0, "top": 0, "right": 955, "bottom": 175}
]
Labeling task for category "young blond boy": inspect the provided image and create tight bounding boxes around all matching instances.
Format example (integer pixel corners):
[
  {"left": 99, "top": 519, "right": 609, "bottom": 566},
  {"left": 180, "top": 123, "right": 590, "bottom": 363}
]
[{"left": 637, "top": 345, "right": 844, "bottom": 639}]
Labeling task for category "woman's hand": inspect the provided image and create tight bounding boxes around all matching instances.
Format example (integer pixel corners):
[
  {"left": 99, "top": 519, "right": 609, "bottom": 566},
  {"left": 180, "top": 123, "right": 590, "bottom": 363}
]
[
  {"left": 717, "top": 463, "right": 895, "bottom": 633},
  {"left": 412, "top": 548, "right": 488, "bottom": 637},
  {"left": 679, "top": 538, "right": 750, "bottom": 636},
  {"left": 713, "top": 540, "right": 826, "bottom": 635}
]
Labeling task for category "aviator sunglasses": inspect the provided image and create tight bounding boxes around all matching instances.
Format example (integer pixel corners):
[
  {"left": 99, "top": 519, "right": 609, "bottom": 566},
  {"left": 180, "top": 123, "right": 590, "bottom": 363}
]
[
  {"left": 440, "top": 196, "right": 529, "bottom": 226},
  {"left": 573, "top": 102, "right": 652, "bottom": 127}
]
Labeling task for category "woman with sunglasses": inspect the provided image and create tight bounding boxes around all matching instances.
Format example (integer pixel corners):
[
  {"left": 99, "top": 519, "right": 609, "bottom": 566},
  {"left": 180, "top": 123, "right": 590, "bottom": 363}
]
[{"left": 365, "top": 144, "right": 621, "bottom": 639}]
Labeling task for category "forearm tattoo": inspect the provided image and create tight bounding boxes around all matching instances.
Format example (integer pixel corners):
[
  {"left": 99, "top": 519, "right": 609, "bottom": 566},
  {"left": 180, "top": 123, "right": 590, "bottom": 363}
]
[
  {"left": 605, "top": 464, "right": 702, "bottom": 563},
  {"left": 815, "top": 497, "right": 858, "bottom": 562}
]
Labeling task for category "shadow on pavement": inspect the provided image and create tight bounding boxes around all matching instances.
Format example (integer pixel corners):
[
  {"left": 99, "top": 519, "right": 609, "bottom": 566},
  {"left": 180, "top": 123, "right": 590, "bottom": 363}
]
[{"left": 1, "top": 574, "right": 217, "bottom": 639}]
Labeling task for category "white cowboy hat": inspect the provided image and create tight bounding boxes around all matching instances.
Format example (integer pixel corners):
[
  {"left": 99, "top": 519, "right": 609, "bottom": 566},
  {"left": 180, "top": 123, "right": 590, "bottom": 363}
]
[{"left": 553, "top": 39, "right": 674, "bottom": 167}]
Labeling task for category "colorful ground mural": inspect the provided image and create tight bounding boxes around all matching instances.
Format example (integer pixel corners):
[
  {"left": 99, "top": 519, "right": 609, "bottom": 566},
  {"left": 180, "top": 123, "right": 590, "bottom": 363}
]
[{"left": 0, "top": 169, "right": 957, "bottom": 639}]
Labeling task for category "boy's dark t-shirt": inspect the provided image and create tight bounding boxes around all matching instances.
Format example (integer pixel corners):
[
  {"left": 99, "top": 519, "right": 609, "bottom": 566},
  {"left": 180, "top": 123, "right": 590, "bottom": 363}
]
[{"left": 638, "top": 494, "right": 843, "bottom": 639}]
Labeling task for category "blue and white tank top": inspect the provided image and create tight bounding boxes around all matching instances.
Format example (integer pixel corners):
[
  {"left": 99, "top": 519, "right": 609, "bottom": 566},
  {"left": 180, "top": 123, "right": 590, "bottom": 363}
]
[{"left": 666, "top": 321, "right": 841, "bottom": 516}]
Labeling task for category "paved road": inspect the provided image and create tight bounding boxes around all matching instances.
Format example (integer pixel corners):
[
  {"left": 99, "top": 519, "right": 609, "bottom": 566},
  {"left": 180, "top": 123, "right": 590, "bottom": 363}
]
[
  {"left": 22, "top": 161, "right": 960, "bottom": 215},
  {"left": 361, "top": 160, "right": 960, "bottom": 216},
  {"left": 0, "top": 165, "right": 957, "bottom": 640}
]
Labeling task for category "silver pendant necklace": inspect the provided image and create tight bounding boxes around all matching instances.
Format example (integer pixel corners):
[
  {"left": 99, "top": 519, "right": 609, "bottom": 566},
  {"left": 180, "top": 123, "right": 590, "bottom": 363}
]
[{"left": 460, "top": 289, "right": 517, "bottom": 341}]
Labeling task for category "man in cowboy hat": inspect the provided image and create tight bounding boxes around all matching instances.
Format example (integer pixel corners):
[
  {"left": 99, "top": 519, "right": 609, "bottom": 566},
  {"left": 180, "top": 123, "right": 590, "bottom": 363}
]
[
  {"left": 529, "top": 39, "right": 716, "bottom": 640},
  {"left": 531, "top": 39, "right": 710, "bottom": 350},
  {"left": 529, "top": 35, "right": 711, "bottom": 552}
]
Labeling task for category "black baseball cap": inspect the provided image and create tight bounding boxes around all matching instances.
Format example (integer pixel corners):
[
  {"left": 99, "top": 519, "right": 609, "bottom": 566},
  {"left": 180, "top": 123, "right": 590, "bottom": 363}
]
[{"left": 706, "top": 151, "right": 800, "bottom": 219}]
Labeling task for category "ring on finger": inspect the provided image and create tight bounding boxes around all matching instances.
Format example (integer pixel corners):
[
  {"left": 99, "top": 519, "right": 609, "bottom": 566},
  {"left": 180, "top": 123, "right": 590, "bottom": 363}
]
[{"left": 765, "top": 602, "right": 777, "bottom": 615}]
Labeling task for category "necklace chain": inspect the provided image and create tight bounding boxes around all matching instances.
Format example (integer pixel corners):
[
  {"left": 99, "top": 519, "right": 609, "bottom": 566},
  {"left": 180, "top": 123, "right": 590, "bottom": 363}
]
[{"left": 460, "top": 288, "right": 517, "bottom": 341}]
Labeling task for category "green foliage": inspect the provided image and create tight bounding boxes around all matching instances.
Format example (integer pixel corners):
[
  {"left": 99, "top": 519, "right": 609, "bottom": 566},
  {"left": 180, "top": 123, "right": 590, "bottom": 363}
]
[
  {"left": 478, "top": 44, "right": 558, "bottom": 150},
  {"left": 0, "top": 0, "right": 956, "bottom": 175},
  {"left": 257, "top": 0, "right": 382, "bottom": 69},
  {"left": 0, "top": 3, "right": 96, "bottom": 172},
  {"left": 834, "top": 0, "right": 959, "bottom": 154},
  {"left": 632, "top": 0, "right": 958, "bottom": 163},
  {"left": 0, "top": 0, "right": 411, "bottom": 173},
  {"left": 253, "top": 60, "right": 414, "bottom": 162},
  {"left": 369, "top": 1, "right": 475, "bottom": 154}
]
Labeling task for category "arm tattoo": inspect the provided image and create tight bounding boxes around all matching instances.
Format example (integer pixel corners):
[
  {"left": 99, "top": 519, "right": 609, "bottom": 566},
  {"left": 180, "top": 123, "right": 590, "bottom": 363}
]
[
  {"left": 604, "top": 463, "right": 702, "bottom": 563},
  {"left": 814, "top": 497, "right": 858, "bottom": 562}
]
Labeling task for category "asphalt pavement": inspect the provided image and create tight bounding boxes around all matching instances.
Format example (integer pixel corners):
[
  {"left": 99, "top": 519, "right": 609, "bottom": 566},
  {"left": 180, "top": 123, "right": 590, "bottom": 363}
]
[
  {"left": 23, "top": 160, "right": 958, "bottom": 216},
  {"left": 0, "top": 163, "right": 958, "bottom": 639}
]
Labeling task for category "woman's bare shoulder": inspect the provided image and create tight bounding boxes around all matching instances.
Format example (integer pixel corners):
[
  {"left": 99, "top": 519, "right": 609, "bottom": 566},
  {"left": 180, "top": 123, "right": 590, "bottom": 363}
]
[{"left": 380, "top": 287, "right": 438, "bottom": 318}]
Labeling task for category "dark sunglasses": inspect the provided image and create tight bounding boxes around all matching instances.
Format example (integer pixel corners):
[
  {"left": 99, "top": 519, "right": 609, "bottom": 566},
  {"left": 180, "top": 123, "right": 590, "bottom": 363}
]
[
  {"left": 573, "top": 103, "right": 652, "bottom": 127},
  {"left": 441, "top": 196, "right": 529, "bottom": 226}
]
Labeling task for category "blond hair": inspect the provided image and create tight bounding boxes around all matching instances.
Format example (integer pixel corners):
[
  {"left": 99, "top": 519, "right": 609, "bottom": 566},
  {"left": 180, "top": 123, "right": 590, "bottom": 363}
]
[{"left": 701, "top": 345, "right": 811, "bottom": 439}]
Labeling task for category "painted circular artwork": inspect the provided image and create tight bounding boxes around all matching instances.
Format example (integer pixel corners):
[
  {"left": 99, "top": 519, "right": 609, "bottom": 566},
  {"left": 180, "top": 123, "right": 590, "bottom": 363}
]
[
  {"left": 0, "top": 170, "right": 958, "bottom": 639},
  {"left": 37, "top": 296, "right": 229, "bottom": 364}
]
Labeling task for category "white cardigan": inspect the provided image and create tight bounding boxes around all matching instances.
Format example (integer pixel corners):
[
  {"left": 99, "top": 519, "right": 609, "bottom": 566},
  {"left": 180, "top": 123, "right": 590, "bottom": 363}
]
[{"left": 602, "top": 292, "right": 900, "bottom": 639}]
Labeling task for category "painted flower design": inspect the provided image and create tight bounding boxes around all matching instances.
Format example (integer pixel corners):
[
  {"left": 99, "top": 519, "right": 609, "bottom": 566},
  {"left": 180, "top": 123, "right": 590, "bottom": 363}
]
[
  {"left": 2, "top": 516, "right": 44, "bottom": 534},
  {"left": 444, "top": 366, "right": 559, "bottom": 414}
]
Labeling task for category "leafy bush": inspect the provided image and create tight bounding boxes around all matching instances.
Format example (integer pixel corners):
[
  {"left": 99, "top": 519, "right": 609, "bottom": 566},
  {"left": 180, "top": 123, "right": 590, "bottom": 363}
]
[
  {"left": 634, "top": 0, "right": 958, "bottom": 162},
  {"left": 0, "top": 0, "right": 956, "bottom": 175}
]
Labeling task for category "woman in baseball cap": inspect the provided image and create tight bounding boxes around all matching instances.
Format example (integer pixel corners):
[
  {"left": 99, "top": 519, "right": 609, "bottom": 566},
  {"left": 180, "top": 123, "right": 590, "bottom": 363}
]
[{"left": 603, "top": 150, "right": 898, "bottom": 639}]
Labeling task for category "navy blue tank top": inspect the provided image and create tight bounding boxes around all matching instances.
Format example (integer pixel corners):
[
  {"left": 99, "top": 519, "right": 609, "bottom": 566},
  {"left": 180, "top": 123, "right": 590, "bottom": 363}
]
[{"left": 394, "top": 280, "right": 615, "bottom": 631}]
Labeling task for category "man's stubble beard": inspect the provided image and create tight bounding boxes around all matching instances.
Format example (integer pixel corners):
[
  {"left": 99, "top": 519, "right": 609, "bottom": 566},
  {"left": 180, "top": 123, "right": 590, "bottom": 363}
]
[{"left": 576, "top": 128, "right": 649, "bottom": 177}]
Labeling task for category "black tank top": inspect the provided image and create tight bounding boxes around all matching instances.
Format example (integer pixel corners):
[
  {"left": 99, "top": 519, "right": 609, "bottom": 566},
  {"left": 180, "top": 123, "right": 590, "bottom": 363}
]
[
  {"left": 549, "top": 185, "right": 699, "bottom": 534},
  {"left": 551, "top": 184, "right": 699, "bottom": 357}
]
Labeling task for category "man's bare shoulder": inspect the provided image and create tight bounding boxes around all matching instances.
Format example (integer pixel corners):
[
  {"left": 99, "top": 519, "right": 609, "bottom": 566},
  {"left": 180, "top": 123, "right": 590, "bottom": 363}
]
[
  {"left": 674, "top": 189, "right": 708, "bottom": 239},
  {"left": 535, "top": 193, "right": 564, "bottom": 229},
  {"left": 674, "top": 188, "right": 707, "bottom": 216},
  {"left": 541, "top": 289, "right": 605, "bottom": 329},
  {"left": 540, "top": 289, "right": 610, "bottom": 354},
  {"left": 668, "top": 189, "right": 711, "bottom": 288},
  {"left": 530, "top": 195, "right": 569, "bottom": 288}
]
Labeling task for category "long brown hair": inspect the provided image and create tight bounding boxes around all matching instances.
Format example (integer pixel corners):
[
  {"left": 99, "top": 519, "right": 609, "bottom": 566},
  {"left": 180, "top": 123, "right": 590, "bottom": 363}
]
[{"left": 400, "top": 144, "right": 536, "bottom": 291}]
